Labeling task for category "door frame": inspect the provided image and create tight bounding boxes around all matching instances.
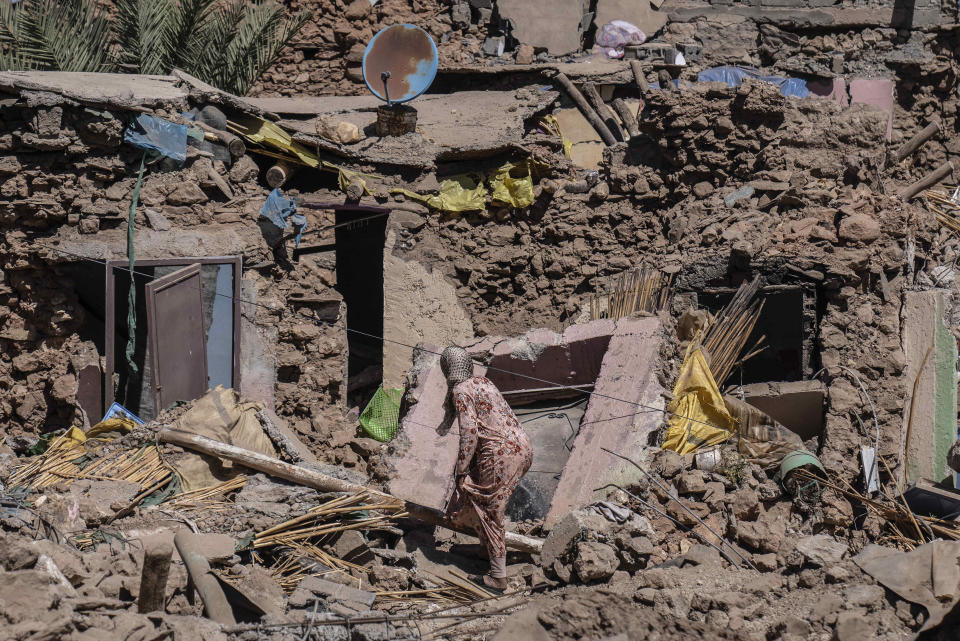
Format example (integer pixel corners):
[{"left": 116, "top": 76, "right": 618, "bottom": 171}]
[{"left": 103, "top": 256, "right": 242, "bottom": 419}]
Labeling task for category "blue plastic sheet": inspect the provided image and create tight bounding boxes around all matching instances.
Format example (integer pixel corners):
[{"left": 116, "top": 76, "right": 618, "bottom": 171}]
[
  {"left": 697, "top": 66, "right": 810, "bottom": 98},
  {"left": 123, "top": 114, "right": 188, "bottom": 162},
  {"left": 259, "top": 188, "right": 307, "bottom": 247}
]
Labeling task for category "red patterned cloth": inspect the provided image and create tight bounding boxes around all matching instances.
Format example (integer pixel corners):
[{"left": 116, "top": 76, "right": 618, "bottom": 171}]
[{"left": 445, "top": 376, "right": 533, "bottom": 569}]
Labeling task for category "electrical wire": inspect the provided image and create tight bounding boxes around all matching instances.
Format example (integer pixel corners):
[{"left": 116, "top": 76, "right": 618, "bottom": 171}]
[{"left": 38, "top": 242, "right": 732, "bottom": 434}]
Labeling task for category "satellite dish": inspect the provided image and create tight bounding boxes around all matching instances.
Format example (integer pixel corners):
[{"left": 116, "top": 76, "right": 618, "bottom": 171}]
[{"left": 362, "top": 24, "right": 438, "bottom": 106}]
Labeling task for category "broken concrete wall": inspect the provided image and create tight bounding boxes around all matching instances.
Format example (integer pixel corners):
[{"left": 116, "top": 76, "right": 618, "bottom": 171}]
[
  {"left": 545, "top": 316, "right": 665, "bottom": 528},
  {"left": 389, "top": 318, "right": 666, "bottom": 521}
]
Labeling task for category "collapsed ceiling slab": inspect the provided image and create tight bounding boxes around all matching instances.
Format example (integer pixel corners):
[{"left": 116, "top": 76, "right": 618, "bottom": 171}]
[{"left": 245, "top": 89, "right": 559, "bottom": 169}]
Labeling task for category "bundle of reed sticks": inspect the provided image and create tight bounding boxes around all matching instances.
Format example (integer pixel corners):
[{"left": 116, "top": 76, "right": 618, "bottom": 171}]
[
  {"left": 164, "top": 476, "right": 246, "bottom": 512},
  {"left": 697, "top": 278, "right": 766, "bottom": 386},
  {"left": 924, "top": 187, "right": 960, "bottom": 237},
  {"left": 589, "top": 265, "right": 674, "bottom": 321},
  {"left": 10, "top": 436, "right": 169, "bottom": 493},
  {"left": 253, "top": 491, "right": 406, "bottom": 549}
]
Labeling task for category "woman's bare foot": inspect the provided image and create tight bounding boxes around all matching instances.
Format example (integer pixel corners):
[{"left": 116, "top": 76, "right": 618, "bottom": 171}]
[{"left": 483, "top": 574, "right": 508, "bottom": 591}]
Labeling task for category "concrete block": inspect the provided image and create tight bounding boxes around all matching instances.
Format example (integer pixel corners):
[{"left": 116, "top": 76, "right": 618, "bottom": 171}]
[
  {"left": 545, "top": 316, "right": 665, "bottom": 528},
  {"left": 388, "top": 346, "right": 485, "bottom": 511},
  {"left": 901, "top": 290, "right": 957, "bottom": 485},
  {"left": 736, "top": 380, "right": 825, "bottom": 440},
  {"left": 485, "top": 320, "right": 614, "bottom": 393}
]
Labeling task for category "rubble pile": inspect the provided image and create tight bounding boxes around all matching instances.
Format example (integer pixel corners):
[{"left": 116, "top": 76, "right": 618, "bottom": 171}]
[{"left": 4, "top": 0, "right": 960, "bottom": 637}]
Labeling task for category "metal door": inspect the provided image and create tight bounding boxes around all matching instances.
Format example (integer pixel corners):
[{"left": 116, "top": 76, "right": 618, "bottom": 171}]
[{"left": 145, "top": 264, "right": 208, "bottom": 412}]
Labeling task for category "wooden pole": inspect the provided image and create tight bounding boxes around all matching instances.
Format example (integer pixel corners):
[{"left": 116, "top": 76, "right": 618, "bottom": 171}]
[
  {"left": 553, "top": 72, "right": 618, "bottom": 146},
  {"left": 158, "top": 430, "right": 544, "bottom": 554},
  {"left": 895, "top": 119, "right": 941, "bottom": 163},
  {"left": 266, "top": 160, "right": 294, "bottom": 189},
  {"left": 193, "top": 121, "right": 246, "bottom": 159},
  {"left": 898, "top": 161, "right": 954, "bottom": 201},
  {"left": 628, "top": 60, "right": 649, "bottom": 93},
  {"left": 582, "top": 82, "right": 626, "bottom": 141},
  {"left": 611, "top": 98, "right": 640, "bottom": 138},
  {"left": 174, "top": 531, "right": 236, "bottom": 625},
  {"left": 137, "top": 534, "right": 173, "bottom": 614}
]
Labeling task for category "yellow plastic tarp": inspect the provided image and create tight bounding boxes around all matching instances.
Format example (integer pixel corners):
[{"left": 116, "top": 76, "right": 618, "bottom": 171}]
[
  {"left": 393, "top": 174, "right": 487, "bottom": 212},
  {"left": 661, "top": 347, "right": 737, "bottom": 454},
  {"left": 489, "top": 162, "right": 534, "bottom": 208},
  {"left": 231, "top": 117, "right": 321, "bottom": 169}
]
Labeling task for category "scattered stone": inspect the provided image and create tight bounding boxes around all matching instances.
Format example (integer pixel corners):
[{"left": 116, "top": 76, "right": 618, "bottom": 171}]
[
  {"left": 574, "top": 541, "right": 619, "bottom": 582},
  {"left": 838, "top": 213, "right": 881, "bottom": 243},
  {"left": 692, "top": 181, "right": 714, "bottom": 198},
  {"left": 516, "top": 44, "right": 535, "bottom": 65},
  {"left": 796, "top": 534, "right": 847, "bottom": 567}
]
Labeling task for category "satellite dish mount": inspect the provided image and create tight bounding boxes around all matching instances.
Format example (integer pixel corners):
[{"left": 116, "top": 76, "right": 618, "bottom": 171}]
[{"left": 362, "top": 24, "right": 438, "bottom": 136}]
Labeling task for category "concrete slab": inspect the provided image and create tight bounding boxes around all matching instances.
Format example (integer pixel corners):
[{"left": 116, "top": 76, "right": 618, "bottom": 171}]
[
  {"left": 901, "top": 291, "right": 958, "bottom": 485},
  {"left": 545, "top": 316, "right": 665, "bottom": 529},
  {"left": 735, "top": 380, "right": 825, "bottom": 441},
  {"left": 252, "top": 89, "right": 558, "bottom": 168},
  {"left": 594, "top": 0, "right": 668, "bottom": 40},
  {"left": 0, "top": 71, "right": 188, "bottom": 109},
  {"left": 498, "top": 0, "right": 588, "bottom": 56},
  {"left": 484, "top": 320, "right": 615, "bottom": 393},
  {"left": 554, "top": 107, "right": 604, "bottom": 170},
  {"left": 388, "top": 347, "right": 488, "bottom": 511},
  {"left": 849, "top": 78, "right": 894, "bottom": 142}
]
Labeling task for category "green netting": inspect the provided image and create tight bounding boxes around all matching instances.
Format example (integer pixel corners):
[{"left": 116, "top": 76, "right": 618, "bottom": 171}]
[{"left": 359, "top": 386, "right": 403, "bottom": 442}]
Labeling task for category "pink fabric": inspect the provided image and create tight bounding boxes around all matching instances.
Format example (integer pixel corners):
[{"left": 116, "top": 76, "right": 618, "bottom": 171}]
[{"left": 445, "top": 376, "right": 533, "bottom": 561}]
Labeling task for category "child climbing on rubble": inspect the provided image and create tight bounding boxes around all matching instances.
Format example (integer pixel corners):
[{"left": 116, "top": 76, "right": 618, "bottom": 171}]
[{"left": 438, "top": 346, "right": 533, "bottom": 592}]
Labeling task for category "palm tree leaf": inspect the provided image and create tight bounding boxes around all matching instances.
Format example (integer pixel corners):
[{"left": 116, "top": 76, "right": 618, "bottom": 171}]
[
  {"left": 17, "top": 0, "right": 115, "bottom": 72},
  {"left": 221, "top": 1, "right": 310, "bottom": 95},
  {"left": 183, "top": 0, "right": 244, "bottom": 89},
  {"left": 165, "top": 0, "right": 216, "bottom": 72},
  {"left": 113, "top": 0, "right": 174, "bottom": 75}
]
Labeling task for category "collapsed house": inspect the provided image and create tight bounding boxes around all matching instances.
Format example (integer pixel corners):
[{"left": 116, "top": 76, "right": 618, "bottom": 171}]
[{"left": 3, "top": 0, "right": 960, "bottom": 638}]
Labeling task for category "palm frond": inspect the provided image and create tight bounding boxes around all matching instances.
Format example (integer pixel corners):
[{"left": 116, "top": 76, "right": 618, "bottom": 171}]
[
  {"left": 181, "top": 0, "right": 243, "bottom": 86},
  {"left": 0, "top": 1, "right": 36, "bottom": 70},
  {"left": 220, "top": 1, "right": 310, "bottom": 95},
  {"left": 113, "top": 0, "right": 174, "bottom": 75},
  {"left": 165, "top": 0, "right": 216, "bottom": 72},
  {"left": 17, "top": 0, "right": 115, "bottom": 72}
]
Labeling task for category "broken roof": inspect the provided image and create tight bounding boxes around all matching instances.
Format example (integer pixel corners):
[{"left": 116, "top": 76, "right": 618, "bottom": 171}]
[{"left": 245, "top": 89, "right": 559, "bottom": 169}]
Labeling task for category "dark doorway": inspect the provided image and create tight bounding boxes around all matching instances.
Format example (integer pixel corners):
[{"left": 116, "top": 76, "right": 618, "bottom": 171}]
[
  {"left": 334, "top": 208, "right": 388, "bottom": 406},
  {"left": 699, "top": 286, "right": 810, "bottom": 385}
]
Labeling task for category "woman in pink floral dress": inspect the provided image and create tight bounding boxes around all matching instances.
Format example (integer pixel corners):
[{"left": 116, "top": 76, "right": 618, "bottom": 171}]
[{"left": 440, "top": 346, "right": 533, "bottom": 591}]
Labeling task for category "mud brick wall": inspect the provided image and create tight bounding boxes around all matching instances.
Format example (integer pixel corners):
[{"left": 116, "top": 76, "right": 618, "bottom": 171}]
[{"left": 0, "top": 101, "right": 355, "bottom": 467}]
